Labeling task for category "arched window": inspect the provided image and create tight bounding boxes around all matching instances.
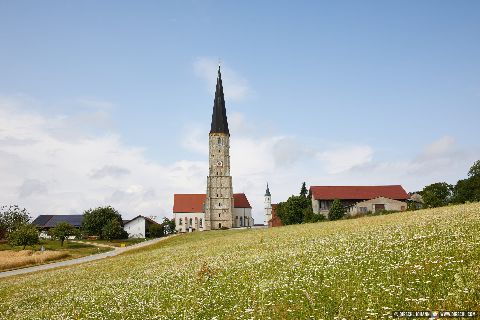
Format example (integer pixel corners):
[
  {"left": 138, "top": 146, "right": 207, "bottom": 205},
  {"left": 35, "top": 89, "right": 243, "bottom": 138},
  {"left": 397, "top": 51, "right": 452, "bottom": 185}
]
[
  {"left": 218, "top": 223, "right": 222, "bottom": 228},
  {"left": 240, "top": 217, "right": 243, "bottom": 227},
  {"left": 179, "top": 218, "right": 183, "bottom": 225},
  {"left": 189, "top": 218, "right": 193, "bottom": 227},
  {"left": 217, "top": 137, "right": 221, "bottom": 145},
  {"left": 195, "top": 217, "right": 198, "bottom": 227},
  {"left": 199, "top": 218, "right": 203, "bottom": 227}
]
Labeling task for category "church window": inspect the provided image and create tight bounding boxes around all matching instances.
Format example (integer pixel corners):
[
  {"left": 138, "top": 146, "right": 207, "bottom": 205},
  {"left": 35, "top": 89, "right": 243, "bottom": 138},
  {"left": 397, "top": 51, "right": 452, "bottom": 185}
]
[
  {"left": 218, "top": 213, "right": 221, "bottom": 217},
  {"left": 219, "top": 202, "right": 221, "bottom": 207},
  {"left": 217, "top": 137, "right": 221, "bottom": 144},
  {"left": 189, "top": 218, "right": 192, "bottom": 227},
  {"left": 240, "top": 217, "right": 243, "bottom": 226},
  {"left": 179, "top": 218, "right": 183, "bottom": 225},
  {"left": 199, "top": 219, "right": 203, "bottom": 227}
]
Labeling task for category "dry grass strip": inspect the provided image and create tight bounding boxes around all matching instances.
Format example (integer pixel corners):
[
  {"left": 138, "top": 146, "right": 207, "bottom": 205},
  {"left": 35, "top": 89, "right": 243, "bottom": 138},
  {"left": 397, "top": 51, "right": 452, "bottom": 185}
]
[{"left": 0, "top": 250, "right": 69, "bottom": 271}]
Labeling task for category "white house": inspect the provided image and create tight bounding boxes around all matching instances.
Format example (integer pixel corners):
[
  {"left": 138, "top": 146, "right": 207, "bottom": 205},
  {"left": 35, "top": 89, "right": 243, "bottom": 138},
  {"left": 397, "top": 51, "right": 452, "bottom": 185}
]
[{"left": 123, "top": 215, "right": 161, "bottom": 238}]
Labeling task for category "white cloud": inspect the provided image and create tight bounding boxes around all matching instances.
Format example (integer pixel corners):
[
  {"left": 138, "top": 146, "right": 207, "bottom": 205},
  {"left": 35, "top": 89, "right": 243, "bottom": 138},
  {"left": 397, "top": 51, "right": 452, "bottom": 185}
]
[
  {"left": 0, "top": 96, "right": 206, "bottom": 219},
  {"left": 194, "top": 57, "right": 249, "bottom": 101},
  {"left": 422, "top": 136, "right": 455, "bottom": 158},
  {"left": 316, "top": 145, "right": 374, "bottom": 174}
]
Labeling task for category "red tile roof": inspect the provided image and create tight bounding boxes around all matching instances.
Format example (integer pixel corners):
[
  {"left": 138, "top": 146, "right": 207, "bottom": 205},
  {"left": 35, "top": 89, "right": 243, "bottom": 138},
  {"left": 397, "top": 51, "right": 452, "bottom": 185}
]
[
  {"left": 173, "top": 194, "right": 206, "bottom": 213},
  {"left": 233, "top": 193, "right": 251, "bottom": 208},
  {"left": 173, "top": 193, "right": 252, "bottom": 213},
  {"left": 309, "top": 185, "right": 408, "bottom": 201}
]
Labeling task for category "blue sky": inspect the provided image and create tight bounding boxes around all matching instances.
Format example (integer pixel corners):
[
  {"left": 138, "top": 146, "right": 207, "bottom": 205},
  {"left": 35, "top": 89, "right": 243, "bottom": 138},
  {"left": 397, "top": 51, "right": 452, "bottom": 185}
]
[{"left": 1, "top": 1, "right": 479, "bottom": 222}]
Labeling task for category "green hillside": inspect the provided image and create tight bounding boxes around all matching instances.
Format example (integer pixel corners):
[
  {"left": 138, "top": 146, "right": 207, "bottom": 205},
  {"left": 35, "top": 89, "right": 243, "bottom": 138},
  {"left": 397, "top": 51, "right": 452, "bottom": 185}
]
[{"left": 1, "top": 203, "right": 479, "bottom": 319}]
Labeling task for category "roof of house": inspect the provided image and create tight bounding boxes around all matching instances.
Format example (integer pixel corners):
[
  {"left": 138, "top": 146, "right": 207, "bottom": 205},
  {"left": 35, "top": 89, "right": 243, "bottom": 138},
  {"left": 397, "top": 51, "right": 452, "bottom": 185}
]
[
  {"left": 309, "top": 185, "right": 408, "bottom": 201},
  {"left": 32, "top": 214, "right": 84, "bottom": 228},
  {"left": 173, "top": 193, "right": 252, "bottom": 213},
  {"left": 125, "top": 215, "right": 160, "bottom": 226}
]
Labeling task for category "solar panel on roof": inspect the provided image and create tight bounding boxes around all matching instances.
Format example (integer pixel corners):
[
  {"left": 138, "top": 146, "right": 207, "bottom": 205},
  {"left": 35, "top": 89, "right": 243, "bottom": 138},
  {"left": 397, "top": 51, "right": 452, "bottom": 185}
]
[
  {"left": 32, "top": 215, "right": 54, "bottom": 227},
  {"left": 44, "top": 215, "right": 84, "bottom": 228}
]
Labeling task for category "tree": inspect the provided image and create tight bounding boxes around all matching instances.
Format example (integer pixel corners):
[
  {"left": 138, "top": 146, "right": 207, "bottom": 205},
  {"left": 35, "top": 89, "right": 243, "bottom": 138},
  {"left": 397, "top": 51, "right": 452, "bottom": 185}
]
[
  {"left": 0, "top": 205, "right": 31, "bottom": 239},
  {"left": 300, "top": 182, "right": 308, "bottom": 198},
  {"left": 49, "top": 222, "right": 78, "bottom": 246},
  {"left": 452, "top": 175, "right": 480, "bottom": 204},
  {"left": 468, "top": 160, "right": 480, "bottom": 178},
  {"left": 162, "top": 217, "right": 176, "bottom": 235},
  {"left": 276, "top": 195, "right": 310, "bottom": 225},
  {"left": 328, "top": 199, "right": 346, "bottom": 221},
  {"left": 101, "top": 218, "right": 128, "bottom": 240},
  {"left": 8, "top": 224, "right": 39, "bottom": 249},
  {"left": 421, "top": 182, "right": 453, "bottom": 208},
  {"left": 82, "top": 206, "right": 123, "bottom": 239}
]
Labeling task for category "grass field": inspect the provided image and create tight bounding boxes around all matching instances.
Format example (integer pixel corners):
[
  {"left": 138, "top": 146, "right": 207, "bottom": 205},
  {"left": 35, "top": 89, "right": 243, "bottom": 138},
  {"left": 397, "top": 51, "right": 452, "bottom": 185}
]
[
  {"left": 0, "top": 203, "right": 479, "bottom": 319},
  {"left": 0, "top": 240, "right": 112, "bottom": 271},
  {"left": 81, "top": 238, "right": 148, "bottom": 247}
]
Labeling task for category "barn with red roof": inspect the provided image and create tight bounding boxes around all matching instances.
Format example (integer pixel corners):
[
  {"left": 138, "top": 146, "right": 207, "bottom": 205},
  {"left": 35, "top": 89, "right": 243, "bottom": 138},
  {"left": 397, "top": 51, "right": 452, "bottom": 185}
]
[{"left": 309, "top": 185, "right": 409, "bottom": 216}]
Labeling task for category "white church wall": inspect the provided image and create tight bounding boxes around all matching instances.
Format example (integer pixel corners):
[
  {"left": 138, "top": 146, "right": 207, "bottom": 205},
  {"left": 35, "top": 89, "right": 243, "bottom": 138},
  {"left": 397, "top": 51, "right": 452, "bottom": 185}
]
[
  {"left": 233, "top": 207, "right": 253, "bottom": 228},
  {"left": 174, "top": 212, "right": 205, "bottom": 232}
]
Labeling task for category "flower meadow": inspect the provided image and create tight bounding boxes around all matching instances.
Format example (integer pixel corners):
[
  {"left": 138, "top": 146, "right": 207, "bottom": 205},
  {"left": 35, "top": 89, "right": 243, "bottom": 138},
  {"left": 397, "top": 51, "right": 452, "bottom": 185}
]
[{"left": 1, "top": 203, "right": 479, "bottom": 319}]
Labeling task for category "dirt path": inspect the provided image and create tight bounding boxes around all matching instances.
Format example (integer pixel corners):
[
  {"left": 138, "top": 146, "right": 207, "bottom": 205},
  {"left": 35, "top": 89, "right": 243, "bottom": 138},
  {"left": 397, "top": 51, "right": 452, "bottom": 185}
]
[{"left": 0, "top": 235, "right": 176, "bottom": 279}]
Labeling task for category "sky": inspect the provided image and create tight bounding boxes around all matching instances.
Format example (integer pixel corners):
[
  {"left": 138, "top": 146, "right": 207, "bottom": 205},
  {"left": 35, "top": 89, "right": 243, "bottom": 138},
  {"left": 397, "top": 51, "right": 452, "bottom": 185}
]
[{"left": 1, "top": 1, "right": 479, "bottom": 223}]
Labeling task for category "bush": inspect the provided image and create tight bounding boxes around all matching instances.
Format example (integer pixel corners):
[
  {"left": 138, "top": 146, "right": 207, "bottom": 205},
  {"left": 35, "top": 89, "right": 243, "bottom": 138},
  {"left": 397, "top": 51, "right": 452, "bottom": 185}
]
[
  {"left": 149, "top": 224, "right": 164, "bottom": 238},
  {"left": 8, "top": 224, "right": 39, "bottom": 249}
]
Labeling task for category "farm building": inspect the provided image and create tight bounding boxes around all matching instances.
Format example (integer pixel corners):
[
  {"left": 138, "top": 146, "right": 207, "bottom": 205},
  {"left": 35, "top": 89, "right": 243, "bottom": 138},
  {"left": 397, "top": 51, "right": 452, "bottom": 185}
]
[
  {"left": 123, "top": 215, "right": 162, "bottom": 238},
  {"left": 32, "top": 214, "right": 160, "bottom": 238},
  {"left": 309, "top": 185, "right": 409, "bottom": 217},
  {"left": 173, "top": 193, "right": 253, "bottom": 232}
]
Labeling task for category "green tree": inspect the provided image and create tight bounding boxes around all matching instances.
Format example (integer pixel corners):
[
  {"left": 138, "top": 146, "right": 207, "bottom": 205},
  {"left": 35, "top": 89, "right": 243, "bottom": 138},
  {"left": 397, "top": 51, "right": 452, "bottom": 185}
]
[
  {"left": 451, "top": 160, "right": 480, "bottom": 204},
  {"left": 468, "top": 160, "right": 480, "bottom": 178},
  {"left": 300, "top": 182, "right": 308, "bottom": 198},
  {"left": 101, "top": 218, "right": 128, "bottom": 240},
  {"left": 162, "top": 217, "right": 176, "bottom": 234},
  {"left": 421, "top": 182, "right": 453, "bottom": 208},
  {"left": 82, "top": 206, "right": 123, "bottom": 239},
  {"left": 328, "top": 199, "right": 346, "bottom": 221},
  {"left": 8, "top": 224, "right": 39, "bottom": 249},
  {"left": 49, "top": 222, "right": 78, "bottom": 246},
  {"left": 0, "top": 205, "right": 31, "bottom": 239},
  {"left": 276, "top": 195, "right": 310, "bottom": 225}
]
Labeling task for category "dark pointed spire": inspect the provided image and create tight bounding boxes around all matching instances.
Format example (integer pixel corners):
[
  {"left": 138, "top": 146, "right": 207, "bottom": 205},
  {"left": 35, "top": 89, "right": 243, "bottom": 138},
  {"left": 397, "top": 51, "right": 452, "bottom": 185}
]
[
  {"left": 210, "top": 65, "right": 230, "bottom": 135},
  {"left": 265, "top": 183, "right": 271, "bottom": 197}
]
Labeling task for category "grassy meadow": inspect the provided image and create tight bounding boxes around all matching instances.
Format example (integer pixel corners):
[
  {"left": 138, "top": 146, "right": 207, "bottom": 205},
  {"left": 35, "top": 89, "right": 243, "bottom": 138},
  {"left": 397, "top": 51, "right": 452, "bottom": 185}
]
[{"left": 0, "top": 203, "right": 479, "bottom": 319}]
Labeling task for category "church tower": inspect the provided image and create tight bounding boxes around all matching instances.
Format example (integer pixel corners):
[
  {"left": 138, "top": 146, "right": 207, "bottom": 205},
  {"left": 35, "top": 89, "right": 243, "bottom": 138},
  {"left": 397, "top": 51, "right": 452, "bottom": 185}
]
[
  {"left": 204, "top": 66, "right": 234, "bottom": 230},
  {"left": 264, "top": 183, "right": 272, "bottom": 225}
]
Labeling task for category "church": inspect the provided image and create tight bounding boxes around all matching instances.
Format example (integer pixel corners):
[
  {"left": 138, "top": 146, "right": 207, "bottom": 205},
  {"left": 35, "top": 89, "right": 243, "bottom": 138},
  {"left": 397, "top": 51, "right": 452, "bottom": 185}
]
[{"left": 173, "top": 66, "right": 253, "bottom": 232}]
